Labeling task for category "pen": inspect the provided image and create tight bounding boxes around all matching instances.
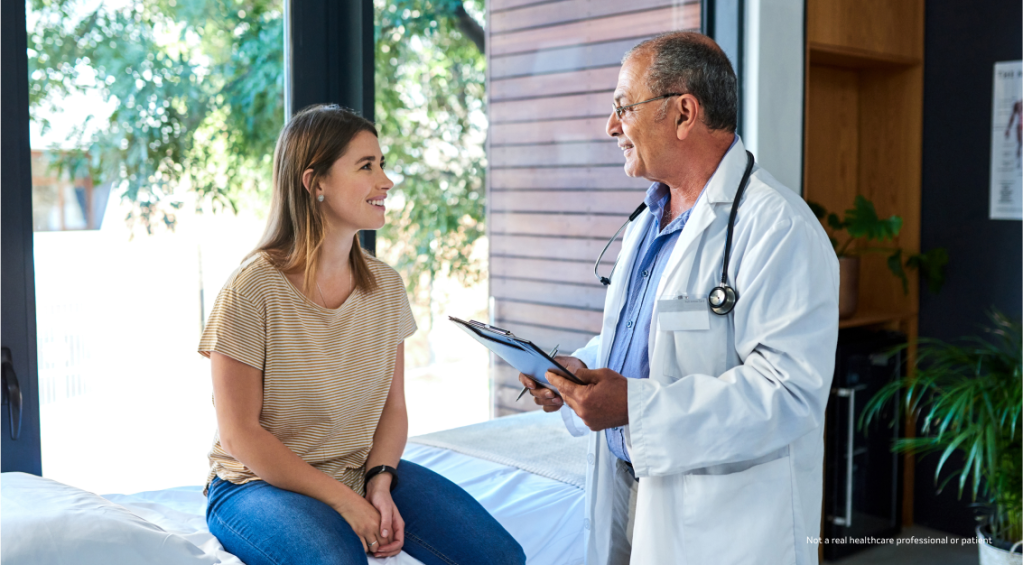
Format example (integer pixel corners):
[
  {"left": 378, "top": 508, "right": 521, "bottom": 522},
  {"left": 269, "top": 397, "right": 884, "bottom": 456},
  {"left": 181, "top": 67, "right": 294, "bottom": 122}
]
[{"left": 516, "top": 344, "right": 559, "bottom": 401}]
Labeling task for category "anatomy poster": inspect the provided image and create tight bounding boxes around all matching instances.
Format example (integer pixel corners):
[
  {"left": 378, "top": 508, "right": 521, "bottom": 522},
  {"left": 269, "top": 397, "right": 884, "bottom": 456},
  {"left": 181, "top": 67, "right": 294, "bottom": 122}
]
[{"left": 990, "top": 60, "right": 1023, "bottom": 220}]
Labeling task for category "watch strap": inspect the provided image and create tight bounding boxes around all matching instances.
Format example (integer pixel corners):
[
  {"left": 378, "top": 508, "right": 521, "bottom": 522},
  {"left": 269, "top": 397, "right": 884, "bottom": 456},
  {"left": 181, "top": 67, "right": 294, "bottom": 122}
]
[{"left": 364, "top": 464, "right": 398, "bottom": 492}]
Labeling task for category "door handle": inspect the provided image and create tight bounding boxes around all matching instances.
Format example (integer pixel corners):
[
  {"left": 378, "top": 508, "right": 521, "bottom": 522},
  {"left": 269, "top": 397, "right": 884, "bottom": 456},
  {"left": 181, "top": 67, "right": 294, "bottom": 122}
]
[
  {"left": 1, "top": 347, "right": 23, "bottom": 440},
  {"left": 830, "top": 386, "right": 856, "bottom": 527}
]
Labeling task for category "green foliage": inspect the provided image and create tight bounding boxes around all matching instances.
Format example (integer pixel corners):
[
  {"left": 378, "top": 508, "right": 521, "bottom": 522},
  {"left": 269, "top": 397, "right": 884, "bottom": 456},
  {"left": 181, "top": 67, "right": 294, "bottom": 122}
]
[
  {"left": 29, "top": 0, "right": 486, "bottom": 294},
  {"left": 840, "top": 195, "right": 902, "bottom": 244},
  {"left": 907, "top": 248, "right": 950, "bottom": 295},
  {"left": 808, "top": 196, "right": 947, "bottom": 294},
  {"left": 815, "top": 195, "right": 902, "bottom": 256},
  {"left": 29, "top": 0, "right": 284, "bottom": 231},
  {"left": 374, "top": 0, "right": 487, "bottom": 293},
  {"left": 886, "top": 249, "right": 908, "bottom": 292},
  {"left": 861, "top": 311, "right": 1022, "bottom": 544}
]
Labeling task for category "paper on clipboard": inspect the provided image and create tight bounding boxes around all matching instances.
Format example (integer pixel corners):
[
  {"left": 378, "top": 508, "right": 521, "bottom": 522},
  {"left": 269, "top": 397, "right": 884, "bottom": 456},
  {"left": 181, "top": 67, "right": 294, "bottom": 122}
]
[{"left": 448, "top": 316, "right": 582, "bottom": 395}]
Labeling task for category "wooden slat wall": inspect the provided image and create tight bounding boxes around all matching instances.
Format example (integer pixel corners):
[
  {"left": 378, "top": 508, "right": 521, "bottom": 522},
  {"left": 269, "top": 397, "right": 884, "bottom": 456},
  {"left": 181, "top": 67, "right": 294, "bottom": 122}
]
[{"left": 486, "top": 0, "right": 701, "bottom": 416}]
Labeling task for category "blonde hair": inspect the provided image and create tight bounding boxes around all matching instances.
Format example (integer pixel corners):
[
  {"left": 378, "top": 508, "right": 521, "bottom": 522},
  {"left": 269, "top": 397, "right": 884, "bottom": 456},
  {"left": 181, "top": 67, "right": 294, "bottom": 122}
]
[{"left": 252, "top": 104, "right": 379, "bottom": 295}]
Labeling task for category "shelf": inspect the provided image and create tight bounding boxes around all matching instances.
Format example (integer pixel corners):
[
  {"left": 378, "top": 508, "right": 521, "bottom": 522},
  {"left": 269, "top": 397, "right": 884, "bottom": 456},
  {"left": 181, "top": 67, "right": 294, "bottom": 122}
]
[
  {"left": 838, "top": 311, "right": 911, "bottom": 330},
  {"left": 809, "top": 41, "right": 921, "bottom": 69}
]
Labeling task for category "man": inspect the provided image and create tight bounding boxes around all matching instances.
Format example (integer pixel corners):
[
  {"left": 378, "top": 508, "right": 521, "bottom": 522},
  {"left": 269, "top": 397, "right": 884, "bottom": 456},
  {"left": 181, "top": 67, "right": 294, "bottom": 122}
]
[{"left": 520, "top": 32, "right": 838, "bottom": 565}]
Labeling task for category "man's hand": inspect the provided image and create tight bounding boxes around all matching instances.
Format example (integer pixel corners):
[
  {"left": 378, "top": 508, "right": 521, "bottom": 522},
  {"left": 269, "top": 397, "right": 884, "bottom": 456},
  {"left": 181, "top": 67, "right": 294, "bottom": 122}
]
[
  {"left": 546, "top": 367, "right": 629, "bottom": 431},
  {"left": 518, "top": 356, "right": 587, "bottom": 412}
]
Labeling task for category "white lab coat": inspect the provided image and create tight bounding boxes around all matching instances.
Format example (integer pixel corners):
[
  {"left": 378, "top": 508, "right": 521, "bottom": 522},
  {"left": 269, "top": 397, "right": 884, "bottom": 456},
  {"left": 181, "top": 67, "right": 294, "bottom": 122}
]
[{"left": 563, "top": 137, "right": 839, "bottom": 565}]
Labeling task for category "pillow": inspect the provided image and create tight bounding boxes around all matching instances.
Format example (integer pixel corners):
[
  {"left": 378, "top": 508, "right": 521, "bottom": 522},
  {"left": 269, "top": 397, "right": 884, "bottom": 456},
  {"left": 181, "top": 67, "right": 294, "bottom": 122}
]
[{"left": 1, "top": 472, "right": 219, "bottom": 565}]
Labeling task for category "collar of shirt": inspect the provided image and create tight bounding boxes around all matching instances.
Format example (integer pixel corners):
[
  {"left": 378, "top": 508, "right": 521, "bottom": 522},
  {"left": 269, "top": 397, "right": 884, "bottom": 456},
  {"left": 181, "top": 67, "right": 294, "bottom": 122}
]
[
  {"left": 641, "top": 134, "right": 738, "bottom": 234},
  {"left": 643, "top": 182, "right": 698, "bottom": 236}
]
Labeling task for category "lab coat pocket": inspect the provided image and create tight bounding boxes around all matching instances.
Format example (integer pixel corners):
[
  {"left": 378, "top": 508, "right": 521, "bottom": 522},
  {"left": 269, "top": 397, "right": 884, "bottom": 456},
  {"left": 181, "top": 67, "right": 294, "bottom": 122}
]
[
  {"left": 657, "top": 297, "right": 710, "bottom": 331},
  {"left": 681, "top": 456, "right": 797, "bottom": 565},
  {"left": 660, "top": 302, "right": 726, "bottom": 378}
]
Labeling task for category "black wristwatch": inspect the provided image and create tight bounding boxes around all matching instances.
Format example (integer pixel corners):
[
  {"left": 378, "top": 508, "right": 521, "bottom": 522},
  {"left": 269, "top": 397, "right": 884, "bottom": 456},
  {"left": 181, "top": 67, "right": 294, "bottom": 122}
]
[{"left": 364, "top": 464, "right": 399, "bottom": 492}]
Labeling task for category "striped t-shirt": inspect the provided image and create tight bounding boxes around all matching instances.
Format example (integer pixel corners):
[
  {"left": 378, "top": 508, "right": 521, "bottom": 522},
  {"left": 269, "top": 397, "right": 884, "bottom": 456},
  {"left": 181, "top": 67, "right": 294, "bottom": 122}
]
[{"left": 198, "top": 252, "right": 416, "bottom": 495}]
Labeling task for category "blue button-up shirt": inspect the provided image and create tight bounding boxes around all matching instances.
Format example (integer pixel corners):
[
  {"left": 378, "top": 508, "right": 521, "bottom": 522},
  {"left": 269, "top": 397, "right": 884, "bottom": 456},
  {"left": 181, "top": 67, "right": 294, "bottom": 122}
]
[
  {"left": 604, "top": 183, "right": 698, "bottom": 463},
  {"left": 603, "top": 136, "right": 737, "bottom": 463}
]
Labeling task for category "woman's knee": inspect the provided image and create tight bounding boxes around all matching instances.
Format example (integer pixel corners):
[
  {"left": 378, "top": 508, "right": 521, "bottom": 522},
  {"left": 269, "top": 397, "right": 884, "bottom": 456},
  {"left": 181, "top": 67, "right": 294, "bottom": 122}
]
[
  {"left": 206, "top": 479, "right": 368, "bottom": 565},
  {"left": 490, "top": 530, "right": 527, "bottom": 565},
  {"left": 394, "top": 461, "right": 525, "bottom": 565},
  {"left": 466, "top": 530, "right": 527, "bottom": 565}
]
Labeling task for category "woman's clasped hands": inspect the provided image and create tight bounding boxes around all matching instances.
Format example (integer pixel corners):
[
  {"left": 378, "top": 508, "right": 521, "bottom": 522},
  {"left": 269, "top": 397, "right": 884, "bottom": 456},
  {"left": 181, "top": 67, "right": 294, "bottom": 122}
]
[{"left": 351, "top": 473, "right": 403, "bottom": 558}]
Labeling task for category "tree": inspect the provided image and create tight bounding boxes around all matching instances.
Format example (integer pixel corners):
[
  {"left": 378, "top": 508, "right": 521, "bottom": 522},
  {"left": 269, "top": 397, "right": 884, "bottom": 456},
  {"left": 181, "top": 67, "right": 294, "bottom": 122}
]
[
  {"left": 28, "top": 0, "right": 486, "bottom": 292},
  {"left": 374, "top": 0, "right": 487, "bottom": 293},
  {"left": 29, "top": 0, "right": 284, "bottom": 229}
]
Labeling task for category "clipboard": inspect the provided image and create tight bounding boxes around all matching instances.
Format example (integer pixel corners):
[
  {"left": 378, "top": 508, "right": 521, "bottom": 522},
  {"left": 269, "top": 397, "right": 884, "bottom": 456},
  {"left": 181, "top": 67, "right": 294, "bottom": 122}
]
[{"left": 448, "top": 316, "right": 583, "bottom": 395}]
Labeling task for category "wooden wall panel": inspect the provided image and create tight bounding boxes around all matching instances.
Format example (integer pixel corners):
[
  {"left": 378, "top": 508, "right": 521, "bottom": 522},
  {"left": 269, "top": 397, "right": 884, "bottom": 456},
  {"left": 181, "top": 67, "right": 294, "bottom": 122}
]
[
  {"left": 489, "top": 0, "right": 557, "bottom": 13},
  {"left": 804, "top": 65, "right": 859, "bottom": 220},
  {"left": 486, "top": 0, "right": 701, "bottom": 415},
  {"left": 490, "top": 189, "right": 645, "bottom": 213},
  {"left": 807, "top": 0, "right": 924, "bottom": 62},
  {"left": 491, "top": 257, "right": 599, "bottom": 285},
  {"left": 803, "top": 62, "right": 922, "bottom": 322},
  {"left": 491, "top": 6, "right": 698, "bottom": 56},
  {"left": 491, "top": 167, "right": 649, "bottom": 190},
  {"left": 491, "top": 278, "right": 607, "bottom": 311},
  {"left": 490, "top": 141, "right": 621, "bottom": 167},
  {"left": 493, "top": 300, "right": 604, "bottom": 333},
  {"left": 491, "top": 67, "right": 620, "bottom": 100},
  {"left": 491, "top": 117, "right": 612, "bottom": 144},
  {"left": 491, "top": 0, "right": 677, "bottom": 34},
  {"left": 491, "top": 36, "right": 653, "bottom": 79},
  {"left": 491, "top": 92, "right": 614, "bottom": 123},
  {"left": 856, "top": 66, "right": 922, "bottom": 318},
  {"left": 490, "top": 212, "right": 628, "bottom": 237},
  {"left": 490, "top": 234, "right": 622, "bottom": 263}
]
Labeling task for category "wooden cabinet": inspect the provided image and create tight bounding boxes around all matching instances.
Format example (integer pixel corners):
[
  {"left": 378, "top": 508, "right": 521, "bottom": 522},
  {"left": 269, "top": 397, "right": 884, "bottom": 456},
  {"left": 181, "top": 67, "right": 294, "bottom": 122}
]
[{"left": 804, "top": 0, "right": 925, "bottom": 529}]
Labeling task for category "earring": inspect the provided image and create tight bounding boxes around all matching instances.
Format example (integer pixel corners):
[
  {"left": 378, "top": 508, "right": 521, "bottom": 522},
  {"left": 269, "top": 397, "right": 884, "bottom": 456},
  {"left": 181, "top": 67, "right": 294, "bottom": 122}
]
[{"left": 317, "top": 195, "right": 324, "bottom": 202}]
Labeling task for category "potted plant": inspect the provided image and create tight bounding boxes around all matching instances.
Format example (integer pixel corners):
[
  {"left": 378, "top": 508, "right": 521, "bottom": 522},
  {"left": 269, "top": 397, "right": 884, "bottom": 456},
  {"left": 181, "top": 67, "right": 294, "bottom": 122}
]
[
  {"left": 807, "top": 196, "right": 947, "bottom": 318},
  {"left": 862, "top": 311, "right": 1022, "bottom": 564}
]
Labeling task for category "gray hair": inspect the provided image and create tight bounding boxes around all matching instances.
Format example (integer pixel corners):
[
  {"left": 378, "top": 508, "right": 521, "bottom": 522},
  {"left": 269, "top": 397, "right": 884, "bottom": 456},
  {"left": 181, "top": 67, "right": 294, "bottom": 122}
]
[{"left": 624, "top": 31, "right": 738, "bottom": 132}]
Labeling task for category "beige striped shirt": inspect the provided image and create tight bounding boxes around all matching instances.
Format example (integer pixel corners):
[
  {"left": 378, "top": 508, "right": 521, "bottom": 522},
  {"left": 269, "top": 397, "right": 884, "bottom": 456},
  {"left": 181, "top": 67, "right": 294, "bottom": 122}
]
[{"left": 199, "top": 252, "right": 416, "bottom": 495}]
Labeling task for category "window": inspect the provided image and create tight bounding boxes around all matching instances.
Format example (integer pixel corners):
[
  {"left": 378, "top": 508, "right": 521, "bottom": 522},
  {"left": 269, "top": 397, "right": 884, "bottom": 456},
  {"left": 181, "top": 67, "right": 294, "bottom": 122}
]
[{"left": 29, "top": 0, "right": 284, "bottom": 494}]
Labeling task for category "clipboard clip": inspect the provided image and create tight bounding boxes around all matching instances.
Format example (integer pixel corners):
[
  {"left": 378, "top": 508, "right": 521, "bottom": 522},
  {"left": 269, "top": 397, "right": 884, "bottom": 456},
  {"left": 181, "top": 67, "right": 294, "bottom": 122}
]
[{"left": 467, "top": 320, "right": 514, "bottom": 337}]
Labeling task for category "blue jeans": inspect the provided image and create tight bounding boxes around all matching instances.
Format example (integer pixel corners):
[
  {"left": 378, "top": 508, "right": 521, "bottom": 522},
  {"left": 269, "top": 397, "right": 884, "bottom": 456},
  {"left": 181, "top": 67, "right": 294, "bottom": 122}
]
[{"left": 206, "top": 460, "right": 526, "bottom": 565}]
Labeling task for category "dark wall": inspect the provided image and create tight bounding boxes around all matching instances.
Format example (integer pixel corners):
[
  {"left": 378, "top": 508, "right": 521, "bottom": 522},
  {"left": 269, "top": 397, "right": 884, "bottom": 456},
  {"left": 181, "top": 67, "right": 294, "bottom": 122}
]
[
  {"left": 916, "top": 0, "right": 1022, "bottom": 537},
  {"left": 1, "top": 0, "right": 43, "bottom": 474}
]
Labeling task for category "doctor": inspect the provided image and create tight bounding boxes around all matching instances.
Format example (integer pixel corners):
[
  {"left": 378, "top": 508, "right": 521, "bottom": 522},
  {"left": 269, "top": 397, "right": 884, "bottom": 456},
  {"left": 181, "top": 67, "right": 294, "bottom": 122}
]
[{"left": 520, "top": 32, "right": 838, "bottom": 564}]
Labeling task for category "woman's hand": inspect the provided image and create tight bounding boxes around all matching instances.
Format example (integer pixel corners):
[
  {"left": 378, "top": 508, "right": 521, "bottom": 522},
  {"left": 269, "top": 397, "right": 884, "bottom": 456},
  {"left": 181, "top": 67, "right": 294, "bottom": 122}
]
[
  {"left": 365, "top": 474, "right": 405, "bottom": 558},
  {"left": 333, "top": 493, "right": 385, "bottom": 554}
]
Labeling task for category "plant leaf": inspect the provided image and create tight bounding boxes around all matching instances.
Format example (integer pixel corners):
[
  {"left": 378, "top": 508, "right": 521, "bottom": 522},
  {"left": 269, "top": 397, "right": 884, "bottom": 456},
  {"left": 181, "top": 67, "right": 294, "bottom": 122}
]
[
  {"left": 934, "top": 432, "right": 970, "bottom": 489},
  {"left": 827, "top": 212, "right": 845, "bottom": 231},
  {"left": 887, "top": 249, "right": 908, "bottom": 294},
  {"left": 844, "top": 195, "right": 903, "bottom": 242},
  {"left": 906, "top": 248, "right": 950, "bottom": 294},
  {"left": 958, "top": 436, "right": 980, "bottom": 498},
  {"left": 807, "top": 200, "right": 827, "bottom": 220}
]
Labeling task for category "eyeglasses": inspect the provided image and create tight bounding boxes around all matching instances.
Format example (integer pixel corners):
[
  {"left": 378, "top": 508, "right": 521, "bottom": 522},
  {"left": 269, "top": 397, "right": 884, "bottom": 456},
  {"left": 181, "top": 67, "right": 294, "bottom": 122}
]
[{"left": 611, "top": 93, "right": 684, "bottom": 119}]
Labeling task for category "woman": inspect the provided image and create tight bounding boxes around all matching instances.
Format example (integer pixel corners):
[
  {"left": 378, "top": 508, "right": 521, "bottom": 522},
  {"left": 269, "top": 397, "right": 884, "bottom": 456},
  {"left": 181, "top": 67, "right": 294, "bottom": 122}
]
[{"left": 199, "top": 105, "right": 525, "bottom": 565}]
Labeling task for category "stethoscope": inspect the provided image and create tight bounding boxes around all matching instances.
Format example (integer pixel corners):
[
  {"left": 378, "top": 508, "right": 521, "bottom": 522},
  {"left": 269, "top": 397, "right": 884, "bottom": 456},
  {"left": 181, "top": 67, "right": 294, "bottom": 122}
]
[{"left": 593, "top": 151, "right": 755, "bottom": 316}]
